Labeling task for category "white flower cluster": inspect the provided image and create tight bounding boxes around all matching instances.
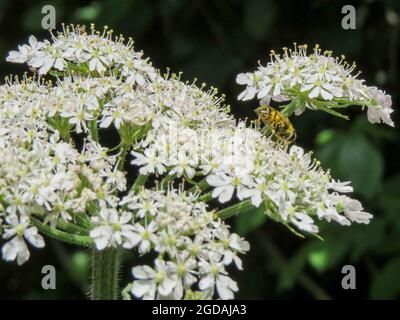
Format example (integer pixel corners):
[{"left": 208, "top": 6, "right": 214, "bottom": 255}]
[
  {"left": 131, "top": 120, "right": 373, "bottom": 235},
  {"left": 7, "top": 24, "right": 157, "bottom": 81},
  {"left": 1, "top": 27, "right": 383, "bottom": 300},
  {"left": 99, "top": 187, "right": 249, "bottom": 300},
  {"left": 1, "top": 26, "right": 246, "bottom": 300},
  {"left": 6, "top": 24, "right": 161, "bottom": 135},
  {"left": 0, "top": 78, "right": 126, "bottom": 265},
  {"left": 236, "top": 44, "right": 394, "bottom": 126}
]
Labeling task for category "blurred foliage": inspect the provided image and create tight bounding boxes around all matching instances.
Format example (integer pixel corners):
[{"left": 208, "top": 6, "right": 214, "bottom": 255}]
[{"left": 0, "top": 0, "right": 399, "bottom": 299}]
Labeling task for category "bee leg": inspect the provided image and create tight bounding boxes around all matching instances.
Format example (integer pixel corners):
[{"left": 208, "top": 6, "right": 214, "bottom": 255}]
[
  {"left": 259, "top": 125, "right": 273, "bottom": 136},
  {"left": 270, "top": 131, "right": 284, "bottom": 146},
  {"left": 289, "top": 132, "right": 297, "bottom": 144},
  {"left": 255, "top": 117, "right": 264, "bottom": 130}
]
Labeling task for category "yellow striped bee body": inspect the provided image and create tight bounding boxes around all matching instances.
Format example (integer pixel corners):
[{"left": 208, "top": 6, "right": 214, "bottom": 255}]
[{"left": 255, "top": 105, "right": 296, "bottom": 145}]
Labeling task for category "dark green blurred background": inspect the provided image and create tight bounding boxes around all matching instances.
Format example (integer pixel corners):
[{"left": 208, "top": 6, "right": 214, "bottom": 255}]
[{"left": 0, "top": 0, "right": 399, "bottom": 299}]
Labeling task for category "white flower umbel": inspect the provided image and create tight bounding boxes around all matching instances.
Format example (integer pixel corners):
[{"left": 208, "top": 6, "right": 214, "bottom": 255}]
[
  {"left": 7, "top": 24, "right": 157, "bottom": 81},
  {"left": 124, "top": 187, "right": 249, "bottom": 300},
  {"left": 236, "top": 44, "right": 394, "bottom": 126},
  {"left": 131, "top": 120, "right": 373, "bottom": 236},
  {"left": 1, "top": 27, "right": 389, "bottom": 300}
]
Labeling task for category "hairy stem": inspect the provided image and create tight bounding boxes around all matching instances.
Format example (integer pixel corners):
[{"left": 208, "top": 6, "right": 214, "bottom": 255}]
[
  {"left": 31, "top": 217, "right": 93, "bottom": 247},
  {"left": 215, "top": 199, "right": 253, "bottom": 220},
  {"left": 91, "top": 248, "right": 121, "bottom": 300},
  {"left": 117, "top": 144, "right": 129, "bottom": 171},
  {"left": 132, "top": 174, "right": 148, "bottom": 193},
  {"left": 57, "top": 219, "right": 88, "bottom": 235}
]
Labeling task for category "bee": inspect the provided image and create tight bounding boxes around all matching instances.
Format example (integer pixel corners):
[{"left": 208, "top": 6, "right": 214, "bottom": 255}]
[{"left": 255, "top": 105, "right": 296, "bottom": 145}]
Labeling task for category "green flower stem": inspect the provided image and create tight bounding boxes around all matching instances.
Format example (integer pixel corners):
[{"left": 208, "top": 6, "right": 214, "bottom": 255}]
[
  {"left": 188, "top": 178, "right": 209, "bottom": 194},
  {"left": 215, "top": 199, "right": 253, "bottom": 220},
  {"left": 89, "top": 119, "right": 99, "bottom": 142},
  {"left": 132, "top": 174, "right": 148, "bottom": 193},
  {"left": 198, "top": 192, "right": 213, "bottom": 202},
  {"left": 117, "top": 144, "right": 130, "bottom": 171},
  {"left": 281, "top": 98, "right": 300, "bottom": 117},
  {"left": 91, "top": 248, "right": 121, "bottom": 300},
  {"left": 57, "top": 219, "right": 88, "bottom": 235},
  {"left": 311, "top": 99, "right": 349, "bottom": 119},
  {"left": 74, "top": 213, "right": 94, "bottom": 229},
  {"left": 31, "top": 217, "right": 93, "bottom": 247},
  {"left": 107, "top": 143, "right": 122, "bottom": 153}
]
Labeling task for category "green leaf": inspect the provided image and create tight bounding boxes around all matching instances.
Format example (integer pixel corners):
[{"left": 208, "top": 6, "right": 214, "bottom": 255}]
[
  {"left": 317, "top": 133, "right": 384, "bottom": 200},
  {"left": 277, "top": 247, "right": 308, "bottom": 291},
  {"left": 66, "top": 251, "right": 90, "bottom": 286},
  {"left": 315, "top": 129, "right": 336, "bottom": 145},
  {"left": 74, "top": 2, "right": 101, "bottom": 21},
  {"left": 307, "top": 236, "right": 349, "bottom": 273},
  {"left": 308, "top": 249, "right": 329, "bottom": 272},
  {"left": 378, "top": 175, "right": 400, "bottom": 234},
  {"left": 337, "top": 134, "right": 383, "bottom": 199},
  {"left": 370, "top": 257, "right": 400, "bottom": 299},
  {"left": 350, "top": 219, "right": 386, "bottom": 260}
]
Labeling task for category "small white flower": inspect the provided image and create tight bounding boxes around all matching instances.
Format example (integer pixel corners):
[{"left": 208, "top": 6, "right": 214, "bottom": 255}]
[
  {"left": 215, "top": 229, "right": 250, "bottom": 270},
  {"left": 2, "top": 214, "right": 45, "bottom": 265},
  {"left": 301, "top": 80, "right": 342, "bottom": 100},
  {"left": 236, "top": 72, "right": 258, "bottom": 101},
  {"left": 131, "top": 149, "right": 166, "bottom": 175},
  {"left": 169, "top": 152, "right": 197, "bottom": 179},
  {"left": 90, "top": 208, "right": 137, "bottom": 250},
  {"left": 6, "top": 36, "right": 44, "bottom": 64},
  {"left": 289, "top": 212, "right": 319, "bottom": 234},
  {"left": 329, "top": 180, "right": 353, "bottom": 193},
  {"left": 207, "top": 171, "right": 254, "bottom": 203},
  {"left": 198, "top": 258, "right": 238, "bottom": 300},
  {"left": 132, "top": 221, "right": 158, "bottom": 254},
  {"left": 131, "top": 259, "right": 176, "bottom": 300},
  {"left": 167, "top": 255, "right": 198, "bottom": 299},
  {"left": 335, "top": 195, "right": 373, "bottom": 224},
  {"left": 366, "top": 88, "right": 394, "bottom": 127}
]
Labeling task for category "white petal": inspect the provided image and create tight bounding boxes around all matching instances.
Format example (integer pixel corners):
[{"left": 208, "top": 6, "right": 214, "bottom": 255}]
[
  {"left": 25, "top": 228, "right": 45, "bottom": 248},
  {"left": 132, "top": 265, "right": 155, "bottom": 279},
  {"left": 216, "top": 280, "right": 234, "bottom": 300},
  {"left": 158, "top": 278, "right": 176, "bottom": 296},
  {"left": 207, "top": 174, "right": 229, "bottom": 187},
  {"left": 199, "top": 275, "right": 214, "bottom": 290},
  {"left": 131, "top": 280, "right": 152, "bottom": 298}
]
